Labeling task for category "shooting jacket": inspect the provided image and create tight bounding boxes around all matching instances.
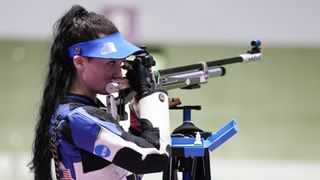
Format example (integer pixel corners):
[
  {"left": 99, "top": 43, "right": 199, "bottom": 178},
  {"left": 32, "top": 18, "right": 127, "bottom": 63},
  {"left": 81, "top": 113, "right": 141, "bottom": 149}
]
[{"left": 50, "top": 92, "right": 170, "bottom": 180}]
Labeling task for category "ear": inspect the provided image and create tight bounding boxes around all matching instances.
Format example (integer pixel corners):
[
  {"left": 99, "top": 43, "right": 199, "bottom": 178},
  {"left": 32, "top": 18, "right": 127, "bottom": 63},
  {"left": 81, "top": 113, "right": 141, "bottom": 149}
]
[{"left": 73, "top": 55, "right": 85, "bottom": 71}]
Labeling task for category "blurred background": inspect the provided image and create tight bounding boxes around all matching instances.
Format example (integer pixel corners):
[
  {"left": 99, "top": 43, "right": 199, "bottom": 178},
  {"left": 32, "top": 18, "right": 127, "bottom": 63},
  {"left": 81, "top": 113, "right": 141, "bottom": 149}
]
[{"left": 0, "top": 0, "right": 319, "bottom": 179}]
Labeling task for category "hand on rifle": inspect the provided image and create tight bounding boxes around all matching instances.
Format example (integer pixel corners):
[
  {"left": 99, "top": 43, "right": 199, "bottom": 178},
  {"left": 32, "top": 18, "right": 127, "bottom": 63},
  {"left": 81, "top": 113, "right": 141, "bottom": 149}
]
[{"left": 124, "top": 58, "right": 153, "bottom": 96}]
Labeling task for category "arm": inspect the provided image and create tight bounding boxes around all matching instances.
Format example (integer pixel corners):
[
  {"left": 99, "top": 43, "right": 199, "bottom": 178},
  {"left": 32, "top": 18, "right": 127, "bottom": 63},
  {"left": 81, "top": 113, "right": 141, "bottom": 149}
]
[{"left": 62, "top": 103, "right": 170, "bottom": 174}]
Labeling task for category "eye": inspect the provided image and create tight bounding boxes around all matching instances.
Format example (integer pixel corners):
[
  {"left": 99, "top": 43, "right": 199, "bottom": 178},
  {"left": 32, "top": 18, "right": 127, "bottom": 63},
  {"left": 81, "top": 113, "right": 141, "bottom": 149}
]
[{"left": 107, "top": 61, "right": 116, "bottom": 67}]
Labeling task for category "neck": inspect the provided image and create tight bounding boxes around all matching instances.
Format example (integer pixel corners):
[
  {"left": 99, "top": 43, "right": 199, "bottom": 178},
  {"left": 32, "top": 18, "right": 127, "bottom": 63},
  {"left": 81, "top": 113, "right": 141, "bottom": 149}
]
[
  {"left": 68, "top": 89, "right": 96, "bottom": 102},
  {"left": 69, "top": 77, "right": 97, "bottom": 102}
]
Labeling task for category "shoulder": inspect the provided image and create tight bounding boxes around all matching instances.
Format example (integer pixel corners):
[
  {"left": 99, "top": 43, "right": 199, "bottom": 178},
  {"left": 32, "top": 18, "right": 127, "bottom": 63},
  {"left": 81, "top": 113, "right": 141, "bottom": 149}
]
[
  {"left": 66, "top": 105, "right": 123, "bottom": 135},
  {"left": 59, "top": 104, "right": 124, "bottom": 145},
  {"left": 68, "top": 105, "right": 116, "bottom": 124}
]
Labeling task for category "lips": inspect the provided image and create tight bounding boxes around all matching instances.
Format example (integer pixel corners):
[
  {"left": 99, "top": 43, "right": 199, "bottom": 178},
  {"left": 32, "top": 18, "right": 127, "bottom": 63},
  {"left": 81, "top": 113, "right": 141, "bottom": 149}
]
[{"left": 112, "top": 78, "right": 128, "bottom": 84}]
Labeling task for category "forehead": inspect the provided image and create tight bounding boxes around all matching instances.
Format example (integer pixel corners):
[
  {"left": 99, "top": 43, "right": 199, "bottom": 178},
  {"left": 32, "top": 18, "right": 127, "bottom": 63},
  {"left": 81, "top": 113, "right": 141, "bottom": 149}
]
[{"left": 88, "top": 57, "right": 124, "bottom": 61}]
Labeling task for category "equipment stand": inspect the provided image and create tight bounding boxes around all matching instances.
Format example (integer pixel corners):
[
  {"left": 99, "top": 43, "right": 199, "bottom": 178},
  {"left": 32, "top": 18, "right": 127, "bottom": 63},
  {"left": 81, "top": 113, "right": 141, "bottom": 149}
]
[{"left": 163, "top": 105, "right": 238, "bottom": 180}]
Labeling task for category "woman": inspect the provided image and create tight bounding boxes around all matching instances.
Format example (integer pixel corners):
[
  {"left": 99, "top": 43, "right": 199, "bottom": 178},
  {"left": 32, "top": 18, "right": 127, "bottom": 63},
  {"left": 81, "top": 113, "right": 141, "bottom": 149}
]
[{"left": 29, "top": 5, "right": 170, "bottom": 180}]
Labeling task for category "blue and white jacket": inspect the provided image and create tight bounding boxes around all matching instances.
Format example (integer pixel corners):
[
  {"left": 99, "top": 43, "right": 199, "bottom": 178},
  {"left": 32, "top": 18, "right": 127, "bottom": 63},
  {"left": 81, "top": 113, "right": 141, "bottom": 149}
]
[{"left": 50, "top": 92, "right": 171, "bottom": 180}]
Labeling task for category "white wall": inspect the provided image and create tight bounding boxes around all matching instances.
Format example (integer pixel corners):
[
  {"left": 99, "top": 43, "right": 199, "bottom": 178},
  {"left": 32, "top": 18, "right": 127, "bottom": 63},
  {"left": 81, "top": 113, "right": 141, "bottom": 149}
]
[{"left": 1, "top": 0, "right": 319, "bottom": 46}]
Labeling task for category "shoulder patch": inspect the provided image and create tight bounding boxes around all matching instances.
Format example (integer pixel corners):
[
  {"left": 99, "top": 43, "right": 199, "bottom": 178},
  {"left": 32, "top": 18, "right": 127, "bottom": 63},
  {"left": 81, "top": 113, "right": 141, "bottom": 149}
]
[{"left": 94, "top": 144, "right": 111, "bottom": 158}]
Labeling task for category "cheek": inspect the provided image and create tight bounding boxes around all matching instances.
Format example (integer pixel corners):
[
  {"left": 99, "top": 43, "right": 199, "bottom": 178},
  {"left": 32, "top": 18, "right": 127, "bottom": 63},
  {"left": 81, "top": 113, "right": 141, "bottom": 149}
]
[{"left": 83, "top": 67, "right": 111, "bottom": 91}]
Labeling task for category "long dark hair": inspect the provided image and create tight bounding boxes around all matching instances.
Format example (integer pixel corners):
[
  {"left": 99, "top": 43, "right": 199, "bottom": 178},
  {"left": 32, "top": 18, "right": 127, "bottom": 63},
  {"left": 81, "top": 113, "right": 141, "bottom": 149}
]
[{"left": 29, "top": 5, "right": 119, "bottom": 180}]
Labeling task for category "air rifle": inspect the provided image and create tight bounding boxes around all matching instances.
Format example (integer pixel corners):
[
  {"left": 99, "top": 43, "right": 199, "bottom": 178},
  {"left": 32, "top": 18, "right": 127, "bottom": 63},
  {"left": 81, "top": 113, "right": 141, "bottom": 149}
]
[
  {"left": 106, "top": 40, "right": 263, "bottom": 120},
  {"left": 157, "top": 40, "right": 262, "bottom": 90}
]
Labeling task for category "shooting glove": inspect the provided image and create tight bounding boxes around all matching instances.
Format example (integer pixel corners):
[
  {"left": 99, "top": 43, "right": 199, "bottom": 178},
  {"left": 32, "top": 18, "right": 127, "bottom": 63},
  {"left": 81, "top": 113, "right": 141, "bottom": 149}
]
[{"left": 125, "top": 59, "right": 153, "bottom": 96}]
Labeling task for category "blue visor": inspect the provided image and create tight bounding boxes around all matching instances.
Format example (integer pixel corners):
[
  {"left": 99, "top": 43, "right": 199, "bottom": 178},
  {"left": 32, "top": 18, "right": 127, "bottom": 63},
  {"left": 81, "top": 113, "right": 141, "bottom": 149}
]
[{"left": 68, "top": 33, "right": 141, "bottom": 59}]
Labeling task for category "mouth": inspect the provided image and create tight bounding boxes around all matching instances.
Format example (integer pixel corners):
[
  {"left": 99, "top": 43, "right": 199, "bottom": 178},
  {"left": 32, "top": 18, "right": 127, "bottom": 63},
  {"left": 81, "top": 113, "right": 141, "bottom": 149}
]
[{"left": 111, "top": 78, "right": 128, "bottom": 84}]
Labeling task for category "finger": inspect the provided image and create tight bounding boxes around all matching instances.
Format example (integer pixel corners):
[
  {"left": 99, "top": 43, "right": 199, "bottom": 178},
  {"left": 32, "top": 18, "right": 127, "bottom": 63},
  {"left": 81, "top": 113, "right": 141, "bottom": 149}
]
[{"left": 122, "top": 60, "right": 133, "bottom": 70}]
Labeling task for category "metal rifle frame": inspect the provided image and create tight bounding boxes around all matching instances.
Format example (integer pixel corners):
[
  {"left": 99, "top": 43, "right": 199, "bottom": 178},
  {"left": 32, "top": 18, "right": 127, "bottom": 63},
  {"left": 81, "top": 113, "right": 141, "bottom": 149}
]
[{"left": 157, "top": 40, "right": 262, "bottom": 91}]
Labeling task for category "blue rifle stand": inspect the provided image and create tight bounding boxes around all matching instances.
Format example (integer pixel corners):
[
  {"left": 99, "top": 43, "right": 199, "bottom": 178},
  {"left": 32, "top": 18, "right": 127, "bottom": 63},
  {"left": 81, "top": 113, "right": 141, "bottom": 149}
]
[{"left": 163, "top": 105, "right": 238, "bottom": 180}]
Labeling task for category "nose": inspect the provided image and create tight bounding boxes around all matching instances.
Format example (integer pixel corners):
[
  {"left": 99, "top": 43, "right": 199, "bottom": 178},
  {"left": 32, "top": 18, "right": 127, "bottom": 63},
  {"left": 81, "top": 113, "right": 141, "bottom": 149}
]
[{"left": 112, "top": 61, "right": 124, "bottom": 79}]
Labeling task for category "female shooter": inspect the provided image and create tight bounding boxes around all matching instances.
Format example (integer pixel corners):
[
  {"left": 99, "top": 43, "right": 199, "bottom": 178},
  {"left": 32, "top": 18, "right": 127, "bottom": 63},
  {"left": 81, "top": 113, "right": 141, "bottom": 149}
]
[{"left": 29, "top": 5, "right": 170, "bottom": 180}]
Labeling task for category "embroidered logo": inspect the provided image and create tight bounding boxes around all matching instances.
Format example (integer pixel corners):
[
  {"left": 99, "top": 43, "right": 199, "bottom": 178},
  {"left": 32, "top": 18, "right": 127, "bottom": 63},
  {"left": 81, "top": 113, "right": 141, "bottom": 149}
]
[
  {"left": 73, "top": 47, "right": 81, "bottom": 55},
  {"left": 159, "top": 93, "right": 165, "bottom": 102},
  {"left": 100, "top": 42, "right": 117, "bottom": 55},
  {"left": 94, "top": 144, "right": 111, "bottom": 158}
]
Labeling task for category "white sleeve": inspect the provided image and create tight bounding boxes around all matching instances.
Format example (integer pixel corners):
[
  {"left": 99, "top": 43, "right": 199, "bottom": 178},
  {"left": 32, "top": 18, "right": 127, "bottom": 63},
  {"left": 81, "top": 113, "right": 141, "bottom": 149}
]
[{"left": 138, "top": 90, "right": 171, "bottom": 154}]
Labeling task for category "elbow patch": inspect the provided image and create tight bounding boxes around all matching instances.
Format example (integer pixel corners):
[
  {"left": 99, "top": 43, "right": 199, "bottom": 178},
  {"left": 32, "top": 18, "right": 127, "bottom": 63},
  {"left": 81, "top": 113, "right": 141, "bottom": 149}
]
[
  {"left": 113, "top": 147, "right": 170, "bottom": 174},
  {"left": 80, "top": 149, "right": 112, "bottom": 173}
]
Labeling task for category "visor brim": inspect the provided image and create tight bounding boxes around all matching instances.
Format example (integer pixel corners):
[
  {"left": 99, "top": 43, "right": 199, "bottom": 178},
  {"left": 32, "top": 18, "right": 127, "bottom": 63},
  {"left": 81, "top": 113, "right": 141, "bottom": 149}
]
[{"left": 68, "top": 33, "right": 141, "bottom": 59}]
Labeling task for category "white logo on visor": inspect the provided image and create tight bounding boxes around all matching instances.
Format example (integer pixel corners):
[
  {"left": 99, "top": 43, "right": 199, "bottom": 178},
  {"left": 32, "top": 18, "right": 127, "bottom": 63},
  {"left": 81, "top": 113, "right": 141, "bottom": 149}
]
[{"left": 100, "top": 42, "right": 117, "bottom": 55}]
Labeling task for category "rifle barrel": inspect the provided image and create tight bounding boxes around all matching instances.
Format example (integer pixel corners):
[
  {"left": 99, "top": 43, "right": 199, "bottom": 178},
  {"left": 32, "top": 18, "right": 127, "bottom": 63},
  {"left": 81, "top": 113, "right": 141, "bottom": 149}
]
[{"left": 158, "top": 53, "right": 261, "bottom": 77}]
